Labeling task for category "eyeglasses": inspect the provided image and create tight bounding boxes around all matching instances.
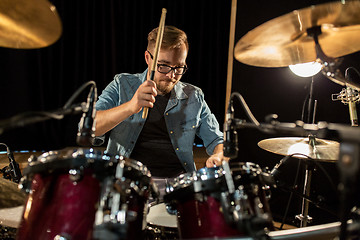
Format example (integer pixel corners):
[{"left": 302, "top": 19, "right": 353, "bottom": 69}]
[{"left": 147, "top": 50, "right": 188, "bottom": 75}]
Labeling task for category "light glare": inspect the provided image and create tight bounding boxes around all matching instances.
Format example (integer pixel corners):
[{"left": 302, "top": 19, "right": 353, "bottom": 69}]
[{"left": 289, "top": 62, "right": 322, "bottom": 77}]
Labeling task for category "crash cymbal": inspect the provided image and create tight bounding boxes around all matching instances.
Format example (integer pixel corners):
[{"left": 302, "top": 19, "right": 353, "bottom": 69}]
[
  {"left": 0, "top": 0, "right": 62, "bottom": 49},
  {"left": 258, "top": 137, "right": 339, "bottom": 162},
  {"left": 0, "top": 178, "right": 26, "bottom": 209},
  {"left": 234, "top": 1, "right": 360, "bottom": 67}
]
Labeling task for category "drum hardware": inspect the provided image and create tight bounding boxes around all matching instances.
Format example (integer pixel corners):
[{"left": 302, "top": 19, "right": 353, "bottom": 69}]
[
  {"left": 68, "top": 168, "right": 84, "bottom": 182},
  {"left": 258, "top": 135, "right": 340, "bottom": 227},
  {"left": 93, "top": 157, "right": 157, "bottom": 240},
  {"left": 295, "top": 161, "right": 314, "bottom": 227},
  {"left": 229, "top": 162, "right": 275, "bottom": 236},
  {"left": 0, "top": 143, "right": 22, "bottom": 183},
  {"left": 332, "top": 67, "right": 360, "bottom": 127}
]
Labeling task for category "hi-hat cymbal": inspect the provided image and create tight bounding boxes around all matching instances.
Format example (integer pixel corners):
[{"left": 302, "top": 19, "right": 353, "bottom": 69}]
[
  {"left": 258, "top": 137, "right": 339, "bottom": 162},
  {"left": 0, "top": 0, "right": 62, "bottom": 49},
  {"left": 0, "top": 178, "right": 26, "bottom": 209},
  {"left": 235, "top": 1, "right": 360, "bottom": 67}
]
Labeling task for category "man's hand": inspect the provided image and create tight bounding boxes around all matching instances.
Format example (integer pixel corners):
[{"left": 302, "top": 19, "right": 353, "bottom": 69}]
[
  {"left": 205, "top": 144, "right": 230, "bottom": 168},
  {"left": 129, "top": 80, "right": 157, "bottom": 114}
]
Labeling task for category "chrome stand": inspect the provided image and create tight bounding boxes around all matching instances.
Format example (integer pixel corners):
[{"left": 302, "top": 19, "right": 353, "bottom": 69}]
[{"left": 295, "top": 163, "right": 313, "bottom": 227}]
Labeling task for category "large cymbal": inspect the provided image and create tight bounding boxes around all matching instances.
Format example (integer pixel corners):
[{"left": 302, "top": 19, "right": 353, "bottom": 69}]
[
  {"left": 258, "top": 137, "right": 339, "bottom": 162},
  {"left": 235, "top": 1, "right": 360, "bottom": 67},
  {"left": 0, "top": 0, "right": 62, "bottom": 49},
  {"left": 0, "top": 178, "right": 26, "bottom": 209}
]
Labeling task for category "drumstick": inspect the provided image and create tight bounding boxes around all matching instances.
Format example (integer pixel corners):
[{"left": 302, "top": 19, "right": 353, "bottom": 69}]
[{"left": 142, "top": 8, "right": 167, "bottom": 119}]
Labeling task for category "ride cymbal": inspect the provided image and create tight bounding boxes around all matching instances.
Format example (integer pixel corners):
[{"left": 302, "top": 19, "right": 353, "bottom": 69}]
[
  {"left": 234, "top": 1, "right": 360, "bottom": 67},
  {"left": 258, "top": 137, "right": 339, "bottom": 162},
  {"left": 0, "top": 0, "right": 62, "bottom": 49}
]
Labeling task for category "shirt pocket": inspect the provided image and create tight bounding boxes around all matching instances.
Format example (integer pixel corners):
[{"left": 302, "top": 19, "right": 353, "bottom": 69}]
[{"left": 179, "top": 118, "right": 199, "bottom": 132}]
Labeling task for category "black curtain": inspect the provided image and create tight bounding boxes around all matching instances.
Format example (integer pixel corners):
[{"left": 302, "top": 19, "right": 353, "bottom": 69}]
[
  {"left": 0, "top": 0, "right": 231, "bottom": 151},
  {"left": 2, "top": 0, "right": 360, "bottom": 226}
]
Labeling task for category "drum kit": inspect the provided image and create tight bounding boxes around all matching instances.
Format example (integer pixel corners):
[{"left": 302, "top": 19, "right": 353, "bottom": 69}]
[{"left": 1, "top": 0, "right": 360, "bottom": 240}]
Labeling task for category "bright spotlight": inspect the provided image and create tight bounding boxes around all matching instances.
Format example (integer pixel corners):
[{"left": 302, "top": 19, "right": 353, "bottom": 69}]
[{"left": 289, "top": 61, "right": 322, "bottom": 77}]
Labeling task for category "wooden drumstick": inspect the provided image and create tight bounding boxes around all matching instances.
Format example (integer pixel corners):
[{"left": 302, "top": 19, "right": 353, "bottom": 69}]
[{"left": 142, "top": 8, "right": 167, "bottom": 119}]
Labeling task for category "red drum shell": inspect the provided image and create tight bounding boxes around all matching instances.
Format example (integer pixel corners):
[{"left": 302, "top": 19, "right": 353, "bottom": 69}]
[
  {"left": 177, "top": 195, "right": 240, "bottom": 239},
  {"left": 17, "top": 170, "right": 100, "bottom": 240}
]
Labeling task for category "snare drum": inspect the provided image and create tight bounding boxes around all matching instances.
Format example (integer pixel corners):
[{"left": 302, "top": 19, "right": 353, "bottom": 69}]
[
  {"left": 164, "top": 167, "right": 241, "bottom": 239},
  {"left": 145, "top": 202, "right": 178, "bottom": 240}
]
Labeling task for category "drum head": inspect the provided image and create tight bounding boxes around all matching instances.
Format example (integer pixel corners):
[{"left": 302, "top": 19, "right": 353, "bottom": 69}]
[
  {"left": 0, "top": 205, "right": 23, "bottom": 228},
  {"left": 147, "top": 203, "right": 177, "bottom": 228}
]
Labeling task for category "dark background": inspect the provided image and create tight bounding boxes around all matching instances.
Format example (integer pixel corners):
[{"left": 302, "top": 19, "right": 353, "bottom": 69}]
[{"left": 1, "top": 0, "right": 359, "bottom": 226}]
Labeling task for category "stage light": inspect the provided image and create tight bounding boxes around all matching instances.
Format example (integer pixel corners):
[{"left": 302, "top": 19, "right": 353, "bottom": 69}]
[{"left": 289, "top": 61, "right": 322, "bottom": 77}]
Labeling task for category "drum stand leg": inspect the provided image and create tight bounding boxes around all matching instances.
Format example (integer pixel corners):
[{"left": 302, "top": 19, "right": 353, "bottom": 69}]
[{"left": 295, "top": 164, "right": 313, "bottom": 227}]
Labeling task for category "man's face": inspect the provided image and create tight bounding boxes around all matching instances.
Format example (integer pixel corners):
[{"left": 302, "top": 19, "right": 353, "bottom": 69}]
[{"left": 146, "top": 43, "right": 188, "bottom": 95}]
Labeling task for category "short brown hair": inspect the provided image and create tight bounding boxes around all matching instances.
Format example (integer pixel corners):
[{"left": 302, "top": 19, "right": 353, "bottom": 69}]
[{"left": 147, "top": 25, "right": 189, "bottom": 51}]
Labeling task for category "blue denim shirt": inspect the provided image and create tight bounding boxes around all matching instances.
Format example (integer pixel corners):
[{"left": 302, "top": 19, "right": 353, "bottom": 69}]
[{"left": 95, "top": 69, "right": 223, "bottom": 173}]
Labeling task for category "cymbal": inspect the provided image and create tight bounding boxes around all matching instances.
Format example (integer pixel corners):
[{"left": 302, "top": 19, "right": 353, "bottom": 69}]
[
  {"left": 0, "top": 178, "right": 26, "bottom": 209},
  {"left": 234, "top": 1, "right": 360, "bottom": 67},
  {"left": 258, "top": 137, "right": 339, "bottom": 162},
  {"left": 0, "top": 0, "right": 62, "bottom": 49}
]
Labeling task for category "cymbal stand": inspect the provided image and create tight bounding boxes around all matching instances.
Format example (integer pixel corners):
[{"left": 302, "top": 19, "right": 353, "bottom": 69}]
[
  {"left": 295, "top": 135, "right": 316, "bottom": 227},
  {"left": 296, "top": 71, "right": 318, "bottom": 227}
]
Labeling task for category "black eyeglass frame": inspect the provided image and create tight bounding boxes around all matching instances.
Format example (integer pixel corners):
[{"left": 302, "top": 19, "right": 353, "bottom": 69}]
[{"left": 147, "top": 50, "right": 188, "bottom": 75}]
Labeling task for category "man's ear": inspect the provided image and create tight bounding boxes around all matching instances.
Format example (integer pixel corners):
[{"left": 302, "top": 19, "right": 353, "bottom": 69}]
[{"left": 145, "top": 51, "right": 151, "bottom": 65}]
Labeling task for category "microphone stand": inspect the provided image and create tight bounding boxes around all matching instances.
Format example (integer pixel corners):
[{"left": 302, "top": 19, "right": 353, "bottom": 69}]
[
  {"left": 0, "top": 143, "right": 22, "bottom": 183},
  {"left": 0, "top": 103, "right": 86, "bottom": 134},
  {"left": 227, "top": 112, "right": 360, "bottom": 239},
  {"left": 0, "top": 80, "right": 97, "bottom": 134}
]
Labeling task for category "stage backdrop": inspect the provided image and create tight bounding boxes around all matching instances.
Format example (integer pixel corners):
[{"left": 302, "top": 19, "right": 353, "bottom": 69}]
[{"left": 0, "top": 0, "right": 231, "bottom": 151}]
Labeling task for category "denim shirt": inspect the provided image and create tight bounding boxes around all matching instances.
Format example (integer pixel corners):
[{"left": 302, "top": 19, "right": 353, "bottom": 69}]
[{"left": 95, "top": 69, "right": 223, "bottom": 173}]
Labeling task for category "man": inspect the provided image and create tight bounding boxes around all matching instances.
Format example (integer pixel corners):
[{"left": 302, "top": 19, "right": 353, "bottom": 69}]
[{"left": 94, "top": 26, "right": 226, "bottom": 194}]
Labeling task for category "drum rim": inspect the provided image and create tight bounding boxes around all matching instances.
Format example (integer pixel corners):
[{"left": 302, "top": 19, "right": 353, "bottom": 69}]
[{"left": 165, "top": 167, "right": 224, "bottom": 194}]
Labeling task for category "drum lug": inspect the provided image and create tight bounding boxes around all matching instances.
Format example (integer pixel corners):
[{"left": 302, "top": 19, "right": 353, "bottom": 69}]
[
  {"left": 53, "top": 234, "right": 70, "bottom": 240},
  {"left": 165, "top": 203, "right": 177, "bottom": 215},
  {"left": 262, "top": 185, "right": 272, "bottom": 200},
  {"left": 18, "top": 175, "right": 32, "bottom": 193},
  {"left": 194, "top": 192, "right": 206, "bottom": 202},
  {"left": 68, "top": 168, "right": 83, "bottom": 182}
]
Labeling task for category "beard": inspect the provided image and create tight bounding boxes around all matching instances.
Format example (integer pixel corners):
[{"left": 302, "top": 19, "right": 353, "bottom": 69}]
[{"left": 156, "top": 78, "right": 178, "bottom": 95}]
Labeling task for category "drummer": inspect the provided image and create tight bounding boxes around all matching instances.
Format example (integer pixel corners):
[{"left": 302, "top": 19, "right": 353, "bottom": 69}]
[{"left": 94, "top": 25, "right": 227, "bottom": 198}]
